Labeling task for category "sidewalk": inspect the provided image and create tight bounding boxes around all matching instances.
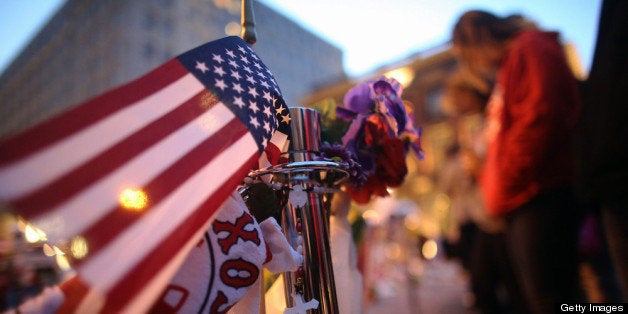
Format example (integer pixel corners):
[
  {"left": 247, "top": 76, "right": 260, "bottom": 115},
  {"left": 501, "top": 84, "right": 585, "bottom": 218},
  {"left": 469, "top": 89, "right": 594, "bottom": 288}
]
[{"left": 364, "top": 256, "right": 476, "bottom": 314}]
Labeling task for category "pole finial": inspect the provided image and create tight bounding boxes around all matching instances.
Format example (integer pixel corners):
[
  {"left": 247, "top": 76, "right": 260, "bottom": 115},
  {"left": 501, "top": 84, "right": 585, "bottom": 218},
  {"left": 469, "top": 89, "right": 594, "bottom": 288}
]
[{"left": 241, "top": 0, "right": 257, "bottom": 45}]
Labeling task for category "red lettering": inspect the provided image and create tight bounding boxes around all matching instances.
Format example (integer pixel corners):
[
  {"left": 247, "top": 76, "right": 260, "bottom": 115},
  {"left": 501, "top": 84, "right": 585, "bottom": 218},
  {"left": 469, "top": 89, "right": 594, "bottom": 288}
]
[
  {"left": 212, "top": 212, "right": 260, "bottom": 254},
  {"left": 220, "top": 258, "right": 259, "bottom": 288}
]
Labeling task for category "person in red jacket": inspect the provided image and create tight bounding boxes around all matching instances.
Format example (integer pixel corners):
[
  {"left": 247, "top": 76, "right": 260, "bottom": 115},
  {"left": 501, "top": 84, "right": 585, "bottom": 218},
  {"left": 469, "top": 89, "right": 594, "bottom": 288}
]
[{"left": 452, "top": 10, "right": 584, "bottom": 313}]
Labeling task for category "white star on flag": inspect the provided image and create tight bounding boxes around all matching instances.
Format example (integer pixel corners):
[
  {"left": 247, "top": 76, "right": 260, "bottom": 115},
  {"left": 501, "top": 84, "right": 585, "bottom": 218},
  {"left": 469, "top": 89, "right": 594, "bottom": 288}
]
[
  {"left": 195, "top": 61, "right": 209, "bottom": 73},
  {"left": 212, "top": 53, "right": 224, "bottom": 63},
  {"left": 233, "top": 82, "right": 244, "bottom": 94},
  {"left": 213, "top": 65, "right": 226, "bottom": 76}
]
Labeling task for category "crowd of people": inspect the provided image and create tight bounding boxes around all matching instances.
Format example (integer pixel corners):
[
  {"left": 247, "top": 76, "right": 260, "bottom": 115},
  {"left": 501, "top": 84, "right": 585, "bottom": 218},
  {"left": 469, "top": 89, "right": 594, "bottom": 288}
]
[{"left": 441, "top": 1, "right": 627, "bottom": 313}]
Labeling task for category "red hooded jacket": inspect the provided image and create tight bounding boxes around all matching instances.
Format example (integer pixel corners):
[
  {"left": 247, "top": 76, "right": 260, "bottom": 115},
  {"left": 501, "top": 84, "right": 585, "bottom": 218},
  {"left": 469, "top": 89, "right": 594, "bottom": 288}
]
[{"left": 481, "top": 30, "right": 582, "bottom": 216}]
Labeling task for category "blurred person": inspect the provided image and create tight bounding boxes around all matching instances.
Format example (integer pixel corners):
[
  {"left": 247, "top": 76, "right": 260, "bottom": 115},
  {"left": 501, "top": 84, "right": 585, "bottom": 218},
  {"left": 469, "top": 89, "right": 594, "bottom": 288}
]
[
  {"left": 439, "top": 142, "right": 478, "bottom": 272},
  {"left": 440, "top": 71, "right": 526, "bottom": 314},
  {"left": 576, "top": 0, "right": 628, "bottom": 301},
  {"left": 452, "top": 10, "right": 584, "bottom": 313}
]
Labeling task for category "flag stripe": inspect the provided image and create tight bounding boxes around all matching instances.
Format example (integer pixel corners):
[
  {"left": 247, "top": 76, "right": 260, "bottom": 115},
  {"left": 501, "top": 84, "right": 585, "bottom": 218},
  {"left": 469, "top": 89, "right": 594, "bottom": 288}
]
[
  {"left": 79, "top": 131, "right": 257, "bottom": 289},
  {"left": 11, "top": 90, "right": 219, "bottom": 219},
  {"left": 85, "top": 140, "right": 259, "bottom": 313},
  {"left": 29, "top": 103, "right": 238, "bottom": 243},
  {"left": 108, "top": 156, "right": 258, "bottom": 313},
  {"left": 0, "top": 59, "right": 189, "bottom": 165},
  {"left": 119, "top": 217, "right": 214, "bottom": 314},
  {"left": 56, "top": 133, "right": 259, "bottom": 313},
  {"left": 56, "top": 276, "right": 91, "bottom": 313},
  {"left": 0, "top": 71, "right": 202, "bottom": 201},
  {"left": 72, "top": 117, "right": 249, "bottom": 268}
]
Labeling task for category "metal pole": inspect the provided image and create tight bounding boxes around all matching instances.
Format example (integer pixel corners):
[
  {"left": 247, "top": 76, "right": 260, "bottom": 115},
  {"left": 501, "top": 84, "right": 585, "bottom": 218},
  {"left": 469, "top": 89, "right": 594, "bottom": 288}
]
[
  {"left": 281, "top": 107, "right": 339, "bottom": 313},
  {"left": 241, "top": 0, "right": 257, "bottom": 45}
]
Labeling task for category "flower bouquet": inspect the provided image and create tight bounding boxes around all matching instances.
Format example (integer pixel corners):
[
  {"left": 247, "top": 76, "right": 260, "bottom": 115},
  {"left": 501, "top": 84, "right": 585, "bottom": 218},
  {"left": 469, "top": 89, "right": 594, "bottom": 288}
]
[{"left": 314, "top": 76, "right": 423, "bottom": 204}]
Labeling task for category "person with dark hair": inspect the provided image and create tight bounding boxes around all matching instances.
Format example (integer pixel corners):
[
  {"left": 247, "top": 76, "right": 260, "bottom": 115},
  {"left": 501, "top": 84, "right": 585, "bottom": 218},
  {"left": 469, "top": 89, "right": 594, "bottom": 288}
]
[{"left": 451, "top": 10, "right": 584, "bottom": 313}]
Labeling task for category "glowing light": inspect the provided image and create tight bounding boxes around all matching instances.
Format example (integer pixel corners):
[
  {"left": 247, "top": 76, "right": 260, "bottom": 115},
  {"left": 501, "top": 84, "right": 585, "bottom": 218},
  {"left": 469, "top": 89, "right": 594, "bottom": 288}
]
[
  {"left": 385, "top": 243, "right": 403, "bottom": 261},
  {"left": 16, "top": 218, "right": 26, "bottom": 232},
  {"left": 433, "top": 193, "right": 451, "bottom": 221},
  {"left": 56, "top": 254, "right": 72, "bottom": 271},
  {"left": 24, "top": 224, "right": 47, "bottom": 243},
  {"left": 422, "top": 239, "right": 438, "bottom": 260},
  {"left": 421, "top": 219, "right": 441, "bottom": 239},
  {"left": 383, "top": 67, "right": 415, "bottom": 88},
  {"left": 213, "top": 0, "right": 239, "bottom": 14},
  {"left": 53, "top": 245, "right": 65, "bottom": 255},
  {"left": 404, "top": 213, "right": 422, "bottom": 233},
  {"left": 70, "top": 236, "right": 89, "bottom": 259},
  {"left": 43, "top": 244, "right": 56, "bottom": 257},
  {"left": 362, "top": 209, "right": 381, "bottom": 225},
  {"left": 224, "top": 21, "right": 241, "bottom": 36},
  {"left": 118, "top": 188, "right": 148, "bottom": 211},
  {"left": 43, "top": 244, "right": 65, "bottom": 257}
]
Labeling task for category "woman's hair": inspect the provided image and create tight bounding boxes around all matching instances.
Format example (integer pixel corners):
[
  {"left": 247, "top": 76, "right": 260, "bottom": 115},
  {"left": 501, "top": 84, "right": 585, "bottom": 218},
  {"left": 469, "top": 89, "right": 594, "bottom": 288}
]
[
  {"left": 452, "top": 10, "right": 534, "bottom": 47},
  {"left": 441, "top": 69, "right": 491, "bottom": 116}
]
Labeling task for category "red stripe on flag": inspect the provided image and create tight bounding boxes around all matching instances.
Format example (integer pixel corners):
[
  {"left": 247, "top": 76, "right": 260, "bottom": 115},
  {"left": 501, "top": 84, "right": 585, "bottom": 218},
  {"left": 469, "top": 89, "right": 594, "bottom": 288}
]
[
  {"left": 56, "top": 275, "right": 90, "bottom": 313},
  {"left": 11, "top": 90, "right": 220, "bottom": 219},
  {"left": 72, "top": 118, "right": 250, "bottom": 268},
  {"left": 264, "top": 142, "right": 282, "bottom": 166},
  {"left": 100, "top": 153, "right": 259, "bottom": 313},
  {"left": 0, "top": 60, "right": 188, "bottom": 165}
]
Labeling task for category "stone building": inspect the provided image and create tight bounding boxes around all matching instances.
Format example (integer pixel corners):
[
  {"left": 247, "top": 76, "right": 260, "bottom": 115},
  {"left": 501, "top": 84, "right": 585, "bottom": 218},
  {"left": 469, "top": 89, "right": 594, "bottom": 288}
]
[{"left": 0, "top": 0, "right": 345, "bottom": 137}]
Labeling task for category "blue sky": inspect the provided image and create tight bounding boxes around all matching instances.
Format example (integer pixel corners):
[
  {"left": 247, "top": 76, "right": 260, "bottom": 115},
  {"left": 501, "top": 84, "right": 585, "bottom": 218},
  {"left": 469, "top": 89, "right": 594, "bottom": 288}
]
[
  {"left": 258, "top": 0, "right": 603, "bottom": 76},
  {"left": 0, "top": 0, "right": 66, "bottom": 73},
  {"left": 1, "top": 0, "right": 603, "bottom": 77}
]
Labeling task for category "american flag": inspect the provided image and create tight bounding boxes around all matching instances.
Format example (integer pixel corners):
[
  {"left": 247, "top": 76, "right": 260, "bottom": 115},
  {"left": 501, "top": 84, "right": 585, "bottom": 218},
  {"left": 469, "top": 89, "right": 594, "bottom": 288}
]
[{"left": 0, "top": 36, "right": 291, "bottom": 313}]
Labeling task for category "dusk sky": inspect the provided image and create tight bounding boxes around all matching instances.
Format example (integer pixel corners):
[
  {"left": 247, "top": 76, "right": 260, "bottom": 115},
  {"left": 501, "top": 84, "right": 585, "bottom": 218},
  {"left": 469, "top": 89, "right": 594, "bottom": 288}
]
[{"left": 1, "top": 0, "right": 602, "bottom": 77}]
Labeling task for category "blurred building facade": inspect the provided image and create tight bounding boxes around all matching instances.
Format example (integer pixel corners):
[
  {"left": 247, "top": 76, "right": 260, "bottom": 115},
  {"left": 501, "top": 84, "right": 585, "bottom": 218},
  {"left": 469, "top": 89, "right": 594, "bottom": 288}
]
[{"left": 0, "top": 0, "right": 346, "bottom": 137}]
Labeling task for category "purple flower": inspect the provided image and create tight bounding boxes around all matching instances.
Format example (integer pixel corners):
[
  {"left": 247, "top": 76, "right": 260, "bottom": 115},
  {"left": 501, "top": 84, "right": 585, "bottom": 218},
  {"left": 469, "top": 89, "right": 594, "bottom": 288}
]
[
  {"left": 316, "top": 75, "right": 424, "bottom": 203},
  {"left": 373, "top": 80, "right": 407, "bottom": 136},
  {"left": 341, "top": 82, "right": 374, "bottom": 118},
  {"left": 339, "top": 77, "right": 408, "bottom": 136},
  {"left": 317, "top": 142, "right": 368, "bottom": 188}
]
